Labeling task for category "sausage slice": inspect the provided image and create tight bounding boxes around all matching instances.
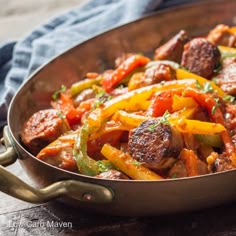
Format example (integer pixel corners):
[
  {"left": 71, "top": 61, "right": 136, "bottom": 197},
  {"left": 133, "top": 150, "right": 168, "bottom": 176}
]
[
  {"left": 128, "top": 119, "right": 184, "bottom": 171},
  {"left": 21, "top": 109, "right": 70, "bottom": 155}
]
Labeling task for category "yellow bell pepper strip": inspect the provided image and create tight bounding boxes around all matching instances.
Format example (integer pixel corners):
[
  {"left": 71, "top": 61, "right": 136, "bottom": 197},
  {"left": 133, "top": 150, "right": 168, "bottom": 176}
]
[
  {"left": 101, "top": 54, "right": 150, "bottom": 92},
  {"left": 111, "top": 108, "right": 196, "bottom": 132},
  {"left": 112, "top": 110, "right": 148, "bottom": 128},
  {"left": 172, "top": 95, "right": 198, "bottom": 111},
  {"left": 175, "top": 119, "right": 226, "bottom": 135},
  {"left": 229, "top": 26, "right": 236, "bottom": 33},
  {"left": 101, "top": 144, "right": 163, "bottom": 180},
  {"left": 87, "top": 79, "right": 196, "bottom": 130},
  {"left": 70, "top": 77, "right": 101, "bottom": 97},
  {"left": 176, "top": 68, "right": 225, "bottom": 97},
  {"left": 128, "top": 72, "right": 145, "bottom": 91},
  {"left": 88, "top": 120, "right": 133, "bottom": 140},
  {"left": 148, "top": 89, "right": 198, "bottom": 117}
]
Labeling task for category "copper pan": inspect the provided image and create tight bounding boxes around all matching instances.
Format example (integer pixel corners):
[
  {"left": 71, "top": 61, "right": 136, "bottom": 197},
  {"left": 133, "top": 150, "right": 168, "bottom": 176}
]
[{"left": 1, "top": 0, "right": 236, "bottom": 216}]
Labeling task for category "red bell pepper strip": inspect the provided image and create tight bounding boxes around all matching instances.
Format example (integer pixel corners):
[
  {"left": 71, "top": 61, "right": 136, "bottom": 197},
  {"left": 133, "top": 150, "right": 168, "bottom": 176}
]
[
  {"left": 102, "top": 54, "right": 150, "bottom": 92},
  {"left": 51, "top": 93, "right": 93, "bottom": 126},
  {"left": 148, "top": 90, "right": 173, "bottom": 117}
]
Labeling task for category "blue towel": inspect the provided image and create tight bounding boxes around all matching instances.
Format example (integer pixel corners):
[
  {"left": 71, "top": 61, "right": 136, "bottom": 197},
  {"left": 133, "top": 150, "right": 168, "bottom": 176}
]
[{"left": 0, "top": 0, "right": 198, "bottom": 127}]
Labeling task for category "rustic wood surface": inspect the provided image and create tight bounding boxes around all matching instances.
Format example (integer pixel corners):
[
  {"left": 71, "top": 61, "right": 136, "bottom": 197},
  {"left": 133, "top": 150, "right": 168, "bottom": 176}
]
[{"left": 1, "top": 157, "right": 236, "bottom": 236}]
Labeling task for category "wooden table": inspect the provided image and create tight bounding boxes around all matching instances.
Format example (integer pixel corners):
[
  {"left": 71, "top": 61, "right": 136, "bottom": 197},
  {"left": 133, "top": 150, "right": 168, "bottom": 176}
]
[{"left": 1, "top": 154, "right": 236, "bottom": 235}]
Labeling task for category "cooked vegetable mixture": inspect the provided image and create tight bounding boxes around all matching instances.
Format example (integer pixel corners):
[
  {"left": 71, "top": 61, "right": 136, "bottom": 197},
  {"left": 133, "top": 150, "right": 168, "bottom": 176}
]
[{"left": 21, "top": 24, "right": 236, "bottom": 180}]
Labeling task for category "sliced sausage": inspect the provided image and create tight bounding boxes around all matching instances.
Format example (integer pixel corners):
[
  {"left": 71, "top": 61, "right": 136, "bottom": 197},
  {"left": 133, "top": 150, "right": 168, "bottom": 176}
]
[
  {"left": 214, "top": 57, "right": 236, "bottom": 95},
  {"left": 212, "top": 154, "right": 235, "bottom": 172},
  {"left": 207, "top": 24, "right": 236, "bottom": 47},
  {"left": 144, "top": 63, "right": 176, "bottom": 83},
  {"left": 181, "top": 38, "right": 221, "bottom": 78},
  {"left": 224, "top": 103, "right": 236, "bottom": 144},
  {"left": 128, "top": 64, "right": 176, "bottom": 90},
  {"left": 128, "top": 119, "right": 184, "bottom": 171},
  {"left": 154, "top": 30, "right": 190, "bottom": 63},
  {"left": 21, "top": 109, "right": 70, "bottom": 155}
]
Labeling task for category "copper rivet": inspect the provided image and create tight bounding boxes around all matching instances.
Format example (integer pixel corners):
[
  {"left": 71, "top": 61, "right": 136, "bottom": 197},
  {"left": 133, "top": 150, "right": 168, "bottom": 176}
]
[{"left": 82, "top": 193, "right": 92, "bottom": 201}]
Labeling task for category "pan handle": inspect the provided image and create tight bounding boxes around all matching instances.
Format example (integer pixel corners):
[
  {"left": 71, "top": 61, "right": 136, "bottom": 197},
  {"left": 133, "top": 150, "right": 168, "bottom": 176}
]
[
  {"left": 0, "top": 126, "right": 113, "bottom": 204},
  {"left": 0, "top": 126, "right": 18, "bottom": 166}
]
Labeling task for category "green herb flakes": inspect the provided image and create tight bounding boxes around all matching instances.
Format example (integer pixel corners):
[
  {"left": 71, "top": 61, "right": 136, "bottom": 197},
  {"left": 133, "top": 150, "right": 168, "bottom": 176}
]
[
  {"left": 131, "top": 160, "right": 144, "bottom": 166},
  {"left": 57, "top": 111, "right": 65, "bottom": 119},
  {"left": 223, "top": 95, "right": 235, "bottom": 103},
  {"left": 147, "top": 111, "right": 170, "bottom": 132},
  {"left": 52, "top": 85, "right": 67, "bottom": 100},
  {"left": 212, "top": 98, "right": 220, "bottom": 115}
]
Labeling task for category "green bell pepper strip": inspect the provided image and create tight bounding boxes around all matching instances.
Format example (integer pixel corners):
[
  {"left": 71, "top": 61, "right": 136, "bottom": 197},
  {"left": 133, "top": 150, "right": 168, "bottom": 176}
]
[
  {"left": 73, "top": 123, "right": 114, "bottom": 175},
  {"left": 70, "top": 77, "right": 101, "bottom": 97}
]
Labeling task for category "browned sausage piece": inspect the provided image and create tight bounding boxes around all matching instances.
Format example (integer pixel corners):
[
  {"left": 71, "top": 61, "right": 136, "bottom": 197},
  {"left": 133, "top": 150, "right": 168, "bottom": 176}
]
[
  {"left": 154, "top": 30, "right": 190, "bottom": 63},
  {"left": 144, "top": 63, "right": 176, "bottom": 83},
  {"left": 21, "top": 109, "right": 70, "bottom": 155},
  {"left": 181, "top": 38, "right": 221, "bottom": 78},
  {"left": 128, "top": 63, "right": 176, "bottom": 90},
  {"left": 128, "top": 119, "right": 184, "bottom": 171},
  {"left": 96, "top": 170, "right": 129, "bottom": 180},
  {"left": 214, "top": 57, "right": 236, "bottom": 95},
  {"left": 224, "top": 103, "right": 236, "bottom": 145},
  {"left": 207, "top": 24, "right": 236, "bottom": 47},
  {"left": 212, "top": 155, "right": 235, "bottom": 172}
]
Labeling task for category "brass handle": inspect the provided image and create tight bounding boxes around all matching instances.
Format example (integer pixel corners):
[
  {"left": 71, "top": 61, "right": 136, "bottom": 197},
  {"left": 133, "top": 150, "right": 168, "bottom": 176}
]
[
  {"left": 0, "top": 126, "right": 17, "bottom": 166},
  {"left": 0, "top": 126, "right": 113, "bottom": 204}
]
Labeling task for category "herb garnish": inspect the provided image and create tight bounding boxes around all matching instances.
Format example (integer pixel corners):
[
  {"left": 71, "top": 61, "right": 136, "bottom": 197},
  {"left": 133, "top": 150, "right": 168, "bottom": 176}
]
[
  {"left": 212, "top": 97, "right": 220, "bottom": 115},
  {"left": 132, "top": 160, "right": 144, "bottom": 166},
  {"left": 147, "top": 111, "right": 170, "bottom": 132},
  {"left": 172, "top": 173, "right": 177, "bottom": 179},
  {"left": 52, "top": 85, "right": 67, "bottom": 100},
  {"left": 195, "top": 80, "right": 215, "bottom": 94},
  {"left": 223, "top": 95, "right": 235, "bottom": 103},
  {"left": 195, "top": 80, "right": 202, "bottom": 90},
  {"left": 92, "top": 90, "right": 112, "bottom": 109},
  {"left": 202, "top": 82, "right": 214, "bottom": 93},
  {"left": 97, "top": 160, "right": 113, "bottom": 173},
  {"left": 212, "top": 78, "right": 218, "bottom": 85},
  {"left": 57, "top": 111, "right": 65, "bottom": 119}
]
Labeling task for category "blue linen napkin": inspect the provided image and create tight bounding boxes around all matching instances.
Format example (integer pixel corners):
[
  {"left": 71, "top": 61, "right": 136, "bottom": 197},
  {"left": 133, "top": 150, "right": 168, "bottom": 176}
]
[{"left": 0, "top": 0, "right": 198, "bottom": 127}]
